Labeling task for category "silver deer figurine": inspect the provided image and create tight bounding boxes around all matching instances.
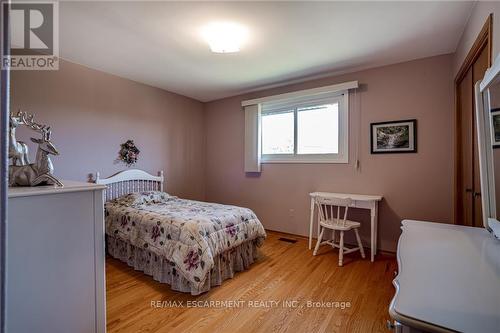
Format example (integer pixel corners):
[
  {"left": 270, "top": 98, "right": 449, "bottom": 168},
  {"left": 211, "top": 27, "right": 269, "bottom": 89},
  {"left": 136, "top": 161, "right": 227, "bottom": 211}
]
[
  {"left": 9, "top": 113, "right": 63, "bottom": 187},
  {"left": 8, "top": 111, "right": 30, "bottom": 166}
]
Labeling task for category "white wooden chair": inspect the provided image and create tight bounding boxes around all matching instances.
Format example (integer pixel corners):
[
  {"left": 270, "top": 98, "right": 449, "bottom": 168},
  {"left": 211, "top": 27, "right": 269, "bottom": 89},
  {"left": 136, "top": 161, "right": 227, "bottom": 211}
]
[{"left": 313, "top": 196, "right": 365, "bottom": 266}]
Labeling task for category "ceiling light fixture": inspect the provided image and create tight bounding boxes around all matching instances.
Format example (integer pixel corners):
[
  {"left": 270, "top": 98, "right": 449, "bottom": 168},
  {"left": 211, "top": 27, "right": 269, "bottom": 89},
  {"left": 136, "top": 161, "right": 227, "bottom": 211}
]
[{"left": 201, "top": 21, "right": 248, "bottom": 53}]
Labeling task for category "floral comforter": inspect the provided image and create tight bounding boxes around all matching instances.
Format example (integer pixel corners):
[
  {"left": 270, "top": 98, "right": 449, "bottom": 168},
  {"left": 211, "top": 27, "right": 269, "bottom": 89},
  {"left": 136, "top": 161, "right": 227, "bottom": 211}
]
[{"left": 105, "top": 191, "right": 266, "bottom": 288}]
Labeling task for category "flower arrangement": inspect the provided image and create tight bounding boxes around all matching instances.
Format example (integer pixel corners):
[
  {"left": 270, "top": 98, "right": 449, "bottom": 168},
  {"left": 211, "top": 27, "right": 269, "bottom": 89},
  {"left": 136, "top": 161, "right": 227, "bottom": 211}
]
[{"left": 118, "top": 140, "right": 140, "bottom": 167}]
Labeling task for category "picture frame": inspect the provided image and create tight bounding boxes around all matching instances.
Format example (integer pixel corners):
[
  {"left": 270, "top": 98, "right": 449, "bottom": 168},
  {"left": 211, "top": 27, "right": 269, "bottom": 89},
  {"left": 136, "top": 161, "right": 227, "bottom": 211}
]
[
  {"left": 490, "top": 108, "right": 500, "bottom": 148},
  {"left": 370, "top": 119, "right": 417, "bottom": 154}
]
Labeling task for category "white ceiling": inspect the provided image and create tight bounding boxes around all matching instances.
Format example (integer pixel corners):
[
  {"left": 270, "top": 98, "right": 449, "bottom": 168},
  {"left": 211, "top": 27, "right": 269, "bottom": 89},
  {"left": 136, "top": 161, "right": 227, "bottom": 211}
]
[{"left": 59, "top": 1, "right": 474, "bottom": 102}]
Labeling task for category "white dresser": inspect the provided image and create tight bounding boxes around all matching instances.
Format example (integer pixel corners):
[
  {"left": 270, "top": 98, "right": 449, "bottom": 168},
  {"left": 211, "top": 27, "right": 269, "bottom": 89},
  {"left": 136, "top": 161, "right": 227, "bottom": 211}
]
[
  {"left": 389, "top": 220, "right": 500, "bottom": 333},
  {"left": 7, "top": 181, "right": 106, "bottom": 333}
]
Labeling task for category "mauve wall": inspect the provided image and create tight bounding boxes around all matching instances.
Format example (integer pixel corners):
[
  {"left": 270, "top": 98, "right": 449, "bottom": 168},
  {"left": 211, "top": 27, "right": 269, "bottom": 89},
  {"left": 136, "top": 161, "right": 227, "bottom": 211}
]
[
  {"left": 10, "top": 59, "right": 205, "bottom": 200},
  {"left": 204, "top": 55, "right": 454, "bottom": 252}
]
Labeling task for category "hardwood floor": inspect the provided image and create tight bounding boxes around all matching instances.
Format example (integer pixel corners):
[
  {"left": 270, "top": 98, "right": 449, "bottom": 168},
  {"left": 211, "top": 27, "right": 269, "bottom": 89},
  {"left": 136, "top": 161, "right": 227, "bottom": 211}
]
[{"left": 106, "top": 231, "right": 397, "bottom": 333}]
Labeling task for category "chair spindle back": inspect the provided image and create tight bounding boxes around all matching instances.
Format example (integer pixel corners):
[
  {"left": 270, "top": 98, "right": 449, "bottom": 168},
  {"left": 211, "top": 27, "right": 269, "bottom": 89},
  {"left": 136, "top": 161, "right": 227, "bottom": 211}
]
[{"left": 315, "top": 197, "right": 353, "bottom": 226}]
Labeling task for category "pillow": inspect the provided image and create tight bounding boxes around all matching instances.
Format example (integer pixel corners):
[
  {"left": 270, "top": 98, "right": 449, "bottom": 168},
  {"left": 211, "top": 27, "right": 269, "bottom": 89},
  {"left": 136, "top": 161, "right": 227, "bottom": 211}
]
[{"left": 113, "top": 191, "right": 171, "bottom": 206}]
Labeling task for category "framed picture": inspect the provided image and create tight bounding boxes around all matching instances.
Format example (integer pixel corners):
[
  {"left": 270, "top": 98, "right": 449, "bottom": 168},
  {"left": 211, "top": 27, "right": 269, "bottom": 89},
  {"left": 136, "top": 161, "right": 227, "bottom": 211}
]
[
  {"left": 491, "top": 108, "right": 500, "bottom": 148},
  {"left": 370, "top": 119, "right": 417, "bottom": 154}
]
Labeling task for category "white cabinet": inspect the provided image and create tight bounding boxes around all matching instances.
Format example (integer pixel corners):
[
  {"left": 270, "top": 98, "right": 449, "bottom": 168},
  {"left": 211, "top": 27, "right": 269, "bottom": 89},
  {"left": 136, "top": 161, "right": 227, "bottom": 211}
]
[{"left": 7, "top": 181, "right": 106, "bottom": 333}]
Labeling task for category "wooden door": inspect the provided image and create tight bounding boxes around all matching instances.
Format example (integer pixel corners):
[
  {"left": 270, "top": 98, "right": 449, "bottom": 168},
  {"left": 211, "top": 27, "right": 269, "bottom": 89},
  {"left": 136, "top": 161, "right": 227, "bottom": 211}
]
[
  {"left": 472, "top": 46, "right": 489, "bottom": 226},
  {"left": 458, "top": 69, "right": 474, "bottom": 226},
  {"left": 455, "top": 15, "right": 492, "bottom": 227}
]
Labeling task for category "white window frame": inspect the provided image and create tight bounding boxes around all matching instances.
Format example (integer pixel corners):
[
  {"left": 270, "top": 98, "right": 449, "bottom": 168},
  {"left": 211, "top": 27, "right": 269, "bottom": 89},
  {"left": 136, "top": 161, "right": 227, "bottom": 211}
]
[
  {"left": 242, "top": 81, "right": 357, "bottom": 172},
  {"left": 260, "top": 91, "right": 349, "bottom": 164}
]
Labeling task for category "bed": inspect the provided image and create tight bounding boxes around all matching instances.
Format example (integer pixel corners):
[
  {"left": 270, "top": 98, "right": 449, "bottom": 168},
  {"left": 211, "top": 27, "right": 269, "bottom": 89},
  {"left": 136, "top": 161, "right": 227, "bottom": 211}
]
[{"left": 96, "top": 169, "right": 266, "bottom": 295}]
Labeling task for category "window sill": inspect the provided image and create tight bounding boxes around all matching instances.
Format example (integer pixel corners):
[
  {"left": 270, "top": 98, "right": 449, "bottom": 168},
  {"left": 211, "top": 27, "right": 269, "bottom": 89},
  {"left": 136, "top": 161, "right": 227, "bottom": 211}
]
[{"left": 261, "top": 158, "right": 348, "bottom": 164}]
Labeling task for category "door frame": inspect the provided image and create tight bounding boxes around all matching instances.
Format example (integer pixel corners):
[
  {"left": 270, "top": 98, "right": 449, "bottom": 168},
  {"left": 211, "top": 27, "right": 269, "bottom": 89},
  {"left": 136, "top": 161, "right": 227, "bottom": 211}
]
[
  {"left": 454, "top": 14, "right": 493, "bottom": 225},
  {"left": 0, "top": 0, "right": 10, "bottom": 332}
]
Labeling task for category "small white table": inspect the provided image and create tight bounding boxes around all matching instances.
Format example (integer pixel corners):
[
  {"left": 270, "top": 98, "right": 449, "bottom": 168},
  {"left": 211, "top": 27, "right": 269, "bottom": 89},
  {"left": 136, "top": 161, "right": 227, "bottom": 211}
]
[{"left": 309, "top": 192, "right": 383, "bottom": 262}]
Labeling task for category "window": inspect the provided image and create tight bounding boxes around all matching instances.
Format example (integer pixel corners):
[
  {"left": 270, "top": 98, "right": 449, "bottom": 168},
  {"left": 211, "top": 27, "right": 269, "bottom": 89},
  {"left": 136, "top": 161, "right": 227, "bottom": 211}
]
[
  {"left": 242, "top": 81, "right": 357, "bottom": 172},
  {"left": 260, "top": 92, "right": 348, "bottom": 163}
]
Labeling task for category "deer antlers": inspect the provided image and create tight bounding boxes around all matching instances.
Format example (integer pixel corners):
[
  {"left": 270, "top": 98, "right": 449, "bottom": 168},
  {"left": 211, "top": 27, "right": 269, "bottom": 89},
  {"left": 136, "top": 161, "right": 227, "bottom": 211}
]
[{"left": 18, "top": 111, "right": 52, "bottom": 141}]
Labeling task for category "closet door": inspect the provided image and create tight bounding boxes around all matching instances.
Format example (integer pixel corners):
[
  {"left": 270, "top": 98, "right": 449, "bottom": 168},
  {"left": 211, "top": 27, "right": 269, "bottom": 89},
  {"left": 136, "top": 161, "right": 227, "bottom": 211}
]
[
  {"left": 455, "top": 15, "right": 492, "bottom": 227},
  {"left": 458, "top": 68, "right": 474, "bottom": 226},
  {"left": 456, "top": 47, "right": 488, "bottom": 228},
  {"left": 472, "top": 46, "right": 489, "bottom": 227}
]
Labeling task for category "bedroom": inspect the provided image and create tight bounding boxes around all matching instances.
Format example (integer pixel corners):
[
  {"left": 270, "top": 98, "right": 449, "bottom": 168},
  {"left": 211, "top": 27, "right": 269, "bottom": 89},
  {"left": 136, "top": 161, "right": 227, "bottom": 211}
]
[{"left": 1, "top": 1, "right": 500, "bottom": 333}]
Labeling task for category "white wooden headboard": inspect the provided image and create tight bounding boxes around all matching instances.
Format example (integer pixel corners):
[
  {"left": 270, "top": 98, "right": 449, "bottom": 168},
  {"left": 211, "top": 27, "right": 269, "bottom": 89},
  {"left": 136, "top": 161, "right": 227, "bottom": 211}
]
[{"left": 95, "top": 169, "right": 164, "bottom": 201}]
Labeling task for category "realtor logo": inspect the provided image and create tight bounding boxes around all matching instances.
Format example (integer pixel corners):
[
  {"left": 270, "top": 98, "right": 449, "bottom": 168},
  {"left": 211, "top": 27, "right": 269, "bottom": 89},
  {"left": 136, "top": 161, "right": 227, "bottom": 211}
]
[{"left": 2, "top": 1, "right": 59, "bottom": 70}]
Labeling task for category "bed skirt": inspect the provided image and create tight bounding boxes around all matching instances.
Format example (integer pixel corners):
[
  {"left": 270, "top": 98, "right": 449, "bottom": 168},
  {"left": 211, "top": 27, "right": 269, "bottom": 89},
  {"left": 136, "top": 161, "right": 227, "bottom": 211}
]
[{"left": 106, "top": 235, "right": 261, "bottom": 295}]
